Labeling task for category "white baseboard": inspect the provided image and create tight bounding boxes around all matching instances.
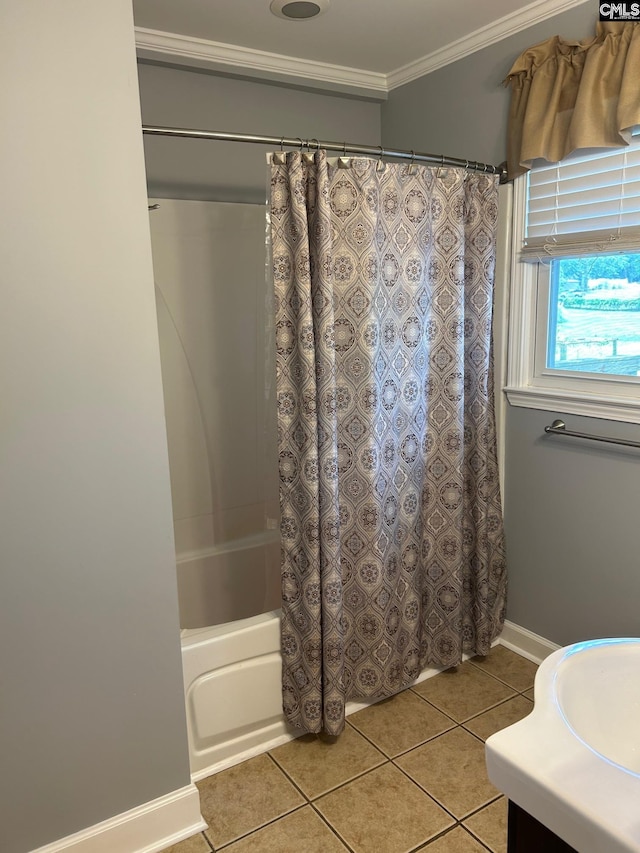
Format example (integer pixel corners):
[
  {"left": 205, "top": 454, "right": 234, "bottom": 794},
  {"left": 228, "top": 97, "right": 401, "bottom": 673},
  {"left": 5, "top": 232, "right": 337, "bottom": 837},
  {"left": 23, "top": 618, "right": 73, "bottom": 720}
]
[
  {"left": 32, "top": 783, "right": 206, "bottom": 853},
  {"left": 498, "top": 619, "right": 560, "bottom": 665}
]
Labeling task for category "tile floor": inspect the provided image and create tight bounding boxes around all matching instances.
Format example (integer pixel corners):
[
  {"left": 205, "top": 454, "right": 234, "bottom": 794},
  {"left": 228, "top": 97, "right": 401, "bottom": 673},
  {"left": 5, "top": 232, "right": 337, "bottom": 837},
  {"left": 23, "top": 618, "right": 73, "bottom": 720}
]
[{"left": 163, "top": 646, "right": 537, "bottom": 853}]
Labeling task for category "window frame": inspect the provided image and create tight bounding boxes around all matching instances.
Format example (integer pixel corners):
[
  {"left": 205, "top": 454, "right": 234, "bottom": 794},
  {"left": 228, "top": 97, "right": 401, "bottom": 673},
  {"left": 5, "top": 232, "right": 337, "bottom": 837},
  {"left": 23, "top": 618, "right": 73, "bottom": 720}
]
[{"left": 504, "top": 175, "right": 640, "bottom": 424}]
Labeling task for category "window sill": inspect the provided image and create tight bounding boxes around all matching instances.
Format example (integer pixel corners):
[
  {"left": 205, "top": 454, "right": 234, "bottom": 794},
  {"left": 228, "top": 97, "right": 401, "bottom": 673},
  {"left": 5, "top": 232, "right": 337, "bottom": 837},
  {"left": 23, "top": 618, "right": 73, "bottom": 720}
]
[{"left": 504, "top": 385, "right": 640, "bottom": 424}]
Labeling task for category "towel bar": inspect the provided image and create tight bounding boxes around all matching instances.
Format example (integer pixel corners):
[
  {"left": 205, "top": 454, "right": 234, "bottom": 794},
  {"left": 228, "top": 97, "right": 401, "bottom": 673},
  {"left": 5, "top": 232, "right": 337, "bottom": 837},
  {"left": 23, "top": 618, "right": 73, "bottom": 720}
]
[{"left": 544, "top": 419, "right": 640, "bottom": 450}]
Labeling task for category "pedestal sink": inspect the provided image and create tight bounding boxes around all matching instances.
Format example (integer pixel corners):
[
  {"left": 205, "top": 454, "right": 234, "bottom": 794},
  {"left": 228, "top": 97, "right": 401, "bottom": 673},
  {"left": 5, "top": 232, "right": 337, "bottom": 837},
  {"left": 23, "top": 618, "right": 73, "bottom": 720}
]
[{"left": 486, "top": 637, "right": 640, "bottom": 853}]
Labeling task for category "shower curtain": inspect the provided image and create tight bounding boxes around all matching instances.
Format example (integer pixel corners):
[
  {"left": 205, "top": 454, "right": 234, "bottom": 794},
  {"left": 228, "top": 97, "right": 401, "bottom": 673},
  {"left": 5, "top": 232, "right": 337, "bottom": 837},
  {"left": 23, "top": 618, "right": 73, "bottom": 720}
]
[{"left": 270, "top": 151, "right": 507, "bottom": 735}]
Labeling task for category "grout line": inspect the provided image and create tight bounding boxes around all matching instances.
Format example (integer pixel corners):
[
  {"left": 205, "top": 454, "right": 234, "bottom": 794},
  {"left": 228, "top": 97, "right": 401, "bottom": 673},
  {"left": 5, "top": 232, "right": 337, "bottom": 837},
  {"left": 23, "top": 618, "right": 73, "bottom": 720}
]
[
  {"left": 347, "top": 714, "right": 456, "bottom": 761},
  {"left": 463, "top": 726, "right": 494, "bottom": 748},
  {"left": 214, "top": 803, "right": 308, "bottom": 850},
  {"left": 268, "top": 730, "right": 388, "bottom": 800},
  {"left": 266, "top": 749, "right": 314, "bottom": 801},
  {"left": 201, "top": 830, "right": 215, "bottom": 852},
  {"left": 408, "top": 686, "right": 461, "bottom": 724},
  {"left": 309, "top": 760, "right": 392, "bottom": 803},
  {"left": 406, "top": 823, "right": 460, "bottom": 852},
  {"left": 466, "top": 667, "right": 535, "bottom": 693},
  {"left": 411, "top": 692, "right": 521, "bottom": 728},
  {"left": 309, "top": 800, "right": 357, "bottom": 853},
  {"left": 390, "top": 750, "right": 461, "bottom": 824},
  {"left": 460, "top": 692, "right": 534, "bottom": 727},
  {"left": 462, "top": 793, "right": 504, "bottom": 820},
  {"left": 391, "top": 726, "right": 504, "bottom": 824},
  {"left": 411, "top": 826, "right": 454, "bottom": 852},
  {"left": 405, "top": 793, "right": 505, "bottom": 853},
  {"left": 463, "top": 805, "right": 505, "bottom": 853},
  {"left": 342, "top": 719, "right": 395, "bottom": 760},
  {"left": 458, "top": 826, "right": 497, "bottom": 853},
  {"left": 343, "top": 718, "right": 392, "bottom": 760}
]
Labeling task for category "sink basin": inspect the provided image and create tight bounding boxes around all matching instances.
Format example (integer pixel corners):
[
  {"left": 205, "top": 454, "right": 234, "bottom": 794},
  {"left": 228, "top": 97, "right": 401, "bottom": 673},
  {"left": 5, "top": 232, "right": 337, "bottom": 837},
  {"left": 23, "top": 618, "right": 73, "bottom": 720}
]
[
  {"left": 486, "top": 637, "right": 640, "bottom": 853},
  {"left": 557, "top": 638, "right": 640, "bottom": 775}
]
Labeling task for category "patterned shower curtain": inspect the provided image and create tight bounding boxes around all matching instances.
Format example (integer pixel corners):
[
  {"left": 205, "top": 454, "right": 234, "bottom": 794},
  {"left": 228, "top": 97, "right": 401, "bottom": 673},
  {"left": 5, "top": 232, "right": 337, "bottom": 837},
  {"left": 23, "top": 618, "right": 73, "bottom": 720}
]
[{"left": 270, "top": 151, "right": 507, "bottom": 736}]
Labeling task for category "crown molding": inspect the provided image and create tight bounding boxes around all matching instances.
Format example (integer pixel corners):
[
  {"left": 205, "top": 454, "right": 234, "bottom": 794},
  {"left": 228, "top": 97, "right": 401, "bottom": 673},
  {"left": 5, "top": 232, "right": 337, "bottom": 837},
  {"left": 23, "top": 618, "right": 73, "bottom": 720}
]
[
  {"left": 134, "top": 28, "right": 388, "bottom": 98},
  {"left": 135, "top": 0, "right": 591, "bottom": 95},
  {"left": 386, "top": 0, "right": 591, "bottom": 88}
]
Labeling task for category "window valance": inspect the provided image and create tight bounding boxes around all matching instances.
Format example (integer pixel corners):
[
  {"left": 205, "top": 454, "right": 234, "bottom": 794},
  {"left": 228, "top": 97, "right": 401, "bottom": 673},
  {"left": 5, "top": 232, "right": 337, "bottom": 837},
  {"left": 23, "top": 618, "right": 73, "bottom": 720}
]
[{"left": 504, "top": 21, "right": 640, "bottom": 180}]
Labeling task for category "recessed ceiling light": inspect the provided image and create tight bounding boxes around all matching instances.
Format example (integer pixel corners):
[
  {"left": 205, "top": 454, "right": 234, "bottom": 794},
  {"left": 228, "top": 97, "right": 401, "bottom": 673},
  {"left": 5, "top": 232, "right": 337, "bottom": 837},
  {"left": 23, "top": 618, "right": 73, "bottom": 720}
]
[{"left": 270, "top": 0, "right": 330, "bottom": 20}]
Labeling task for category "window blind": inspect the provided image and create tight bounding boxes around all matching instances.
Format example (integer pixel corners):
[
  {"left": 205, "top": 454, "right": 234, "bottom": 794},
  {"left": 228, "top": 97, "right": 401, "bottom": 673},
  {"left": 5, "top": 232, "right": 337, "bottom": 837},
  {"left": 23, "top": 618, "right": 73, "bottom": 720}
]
[{"left": 522, "top": 132, "right": 640, "bottom": 259}]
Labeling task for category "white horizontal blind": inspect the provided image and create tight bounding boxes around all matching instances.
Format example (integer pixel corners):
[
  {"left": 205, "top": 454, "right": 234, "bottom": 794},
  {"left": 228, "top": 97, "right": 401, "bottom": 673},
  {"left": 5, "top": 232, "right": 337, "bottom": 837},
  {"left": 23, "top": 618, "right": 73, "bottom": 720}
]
[{"left": 523, "top": 133, "right": 640, "bottom": 258}]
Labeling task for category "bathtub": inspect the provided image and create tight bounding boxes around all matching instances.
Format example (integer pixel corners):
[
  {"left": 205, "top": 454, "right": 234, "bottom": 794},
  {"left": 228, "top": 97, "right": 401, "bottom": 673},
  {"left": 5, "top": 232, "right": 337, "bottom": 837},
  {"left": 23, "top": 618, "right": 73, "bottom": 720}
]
[
  {"left": 179, "top": 546, "right": 454, "bottom": 780},
  {"left": 181, "top": 610, "right": 301, "bottom": 779},
  {"left": 178, "top": 530, "right": 293, "bottom": 779}
]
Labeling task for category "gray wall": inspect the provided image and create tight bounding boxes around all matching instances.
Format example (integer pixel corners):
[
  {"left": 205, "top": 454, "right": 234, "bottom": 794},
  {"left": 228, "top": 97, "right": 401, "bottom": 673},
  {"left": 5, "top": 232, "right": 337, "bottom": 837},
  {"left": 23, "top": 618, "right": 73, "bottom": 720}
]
[
  {"left": 138, "top": 62, "right": 382, "bottom": 203},
  {"left": 0, "top": 4, "right": 191, "bottom": 852},
  {"left": 504, "top": 407, "right": 640, "bottom": 646},
  {"left": 383, "top": 4, "right": 640, "bottom": 646},
  {"left": 382, "top": 4, "right": 595, "bottom": 168}
]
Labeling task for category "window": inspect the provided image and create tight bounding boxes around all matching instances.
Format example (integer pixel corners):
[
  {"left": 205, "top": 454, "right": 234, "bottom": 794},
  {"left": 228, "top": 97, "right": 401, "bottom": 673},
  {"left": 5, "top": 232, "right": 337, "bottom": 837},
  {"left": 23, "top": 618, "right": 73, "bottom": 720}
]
[
  {"left": 505, "top": 138, "right": 640, "bottom": 423},
  {"left": 545, "top": 254, "right": 640, "bottom": 375}
]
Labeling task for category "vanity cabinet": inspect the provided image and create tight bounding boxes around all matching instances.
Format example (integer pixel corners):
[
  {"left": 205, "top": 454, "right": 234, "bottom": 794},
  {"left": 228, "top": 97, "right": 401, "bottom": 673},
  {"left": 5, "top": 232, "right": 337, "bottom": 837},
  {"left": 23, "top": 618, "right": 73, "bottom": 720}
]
[{"left": 508, "top": 802, "right": 578, "bottom": 853}]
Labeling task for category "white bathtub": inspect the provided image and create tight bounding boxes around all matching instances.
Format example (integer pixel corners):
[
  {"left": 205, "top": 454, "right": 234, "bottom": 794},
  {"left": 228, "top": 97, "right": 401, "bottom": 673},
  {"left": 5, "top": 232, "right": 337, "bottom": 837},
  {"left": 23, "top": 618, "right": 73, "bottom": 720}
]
[
  {"left": 181, "top": 610, "right": 302, "bottom": 779},
  {"left": 180, "top": 600, "right": 454, "bottom": 780}
]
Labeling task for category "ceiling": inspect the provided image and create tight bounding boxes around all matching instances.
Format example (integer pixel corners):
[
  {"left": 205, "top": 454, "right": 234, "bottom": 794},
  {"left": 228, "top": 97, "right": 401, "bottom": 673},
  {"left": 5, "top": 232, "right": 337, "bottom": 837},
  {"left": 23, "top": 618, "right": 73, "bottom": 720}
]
[{"left": 132, "top": 0, "right": 588, "bottom": 93}]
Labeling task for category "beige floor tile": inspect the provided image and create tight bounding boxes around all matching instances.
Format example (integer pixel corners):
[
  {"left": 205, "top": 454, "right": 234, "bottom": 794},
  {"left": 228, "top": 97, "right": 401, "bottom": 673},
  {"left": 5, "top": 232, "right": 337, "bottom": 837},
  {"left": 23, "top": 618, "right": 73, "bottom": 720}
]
[
  {"left": 198, "top": 753, "right": 304, "bottom": 848},
  {"left": 422, "top": 825, "right": 491, "bottom": 852},
  {"left": 348, "top": 690, "right": 455, "bottom": 757},
  {"left": 523, "top": 688, "right": 535, "bottom": 702},
  {"left": 270, "top": 724, "right": 385, "bottom": 798},
  {"left": 222, "top": 805, "right": 349, "bottom": 852},
  {"left": 396, "top": 727, "right": 500, "bottom": 819},
  {"left": 160, "top": 833, "right": 211, "bottom": 853},
  {"left": 463, "top": 695, "right": 534, "bottom": 742},
  {"left": 469, "top": 646, "right": 538, "bottom": 692},
  {"left": 315, "top": 763, "right": 454, "bottom": 853},
  {"left": 412, "top": 663, "right": 515, "bottom": 722},
  {"left": 464, "top": 797, "right": 508, "bottom": 853}
]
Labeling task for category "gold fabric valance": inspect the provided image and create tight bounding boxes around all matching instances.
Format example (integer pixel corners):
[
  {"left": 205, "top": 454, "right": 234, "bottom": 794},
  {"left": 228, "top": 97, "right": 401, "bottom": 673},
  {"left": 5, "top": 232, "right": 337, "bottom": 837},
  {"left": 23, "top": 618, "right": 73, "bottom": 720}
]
[{"left": 505, "top": 21, "right": 640, "bottom": 179}]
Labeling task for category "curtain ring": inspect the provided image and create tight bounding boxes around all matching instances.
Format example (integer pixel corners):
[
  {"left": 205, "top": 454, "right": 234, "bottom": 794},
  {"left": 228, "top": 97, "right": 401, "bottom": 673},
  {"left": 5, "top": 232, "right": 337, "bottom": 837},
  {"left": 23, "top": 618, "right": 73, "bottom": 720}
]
[
  {"left": 377, "top": 145, "right": 385, "bottom": 172},
  {"left": 311, "top": 138, "right": 320, "bottom": 151},
  {"left": 409, "top": 150, "right": 416, "bottom": 174},
  {"left": 338, "top": 141, "right": 350, "bottom": 169},
  {"left": 301, "top": 138, "right": 314, "bottom": 162},
  {"left": 279, "top": 137, "right": 285, "bottom": 152},
  {"left": 297, "top": 137, "right": 304, "bottom": 152}
]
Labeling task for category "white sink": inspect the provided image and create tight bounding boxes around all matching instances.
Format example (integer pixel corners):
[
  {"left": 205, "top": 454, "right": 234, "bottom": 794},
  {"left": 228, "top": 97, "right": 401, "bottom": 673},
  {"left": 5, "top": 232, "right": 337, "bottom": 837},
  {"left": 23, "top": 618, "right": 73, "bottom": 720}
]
[{"left": 486, "top": 638, "right": 640, "bottom": 853}]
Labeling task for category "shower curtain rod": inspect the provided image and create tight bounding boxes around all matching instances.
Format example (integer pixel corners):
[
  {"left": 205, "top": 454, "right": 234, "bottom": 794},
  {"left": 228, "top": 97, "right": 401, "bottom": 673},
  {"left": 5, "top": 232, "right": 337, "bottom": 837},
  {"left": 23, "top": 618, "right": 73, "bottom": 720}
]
[{"left": 141, "top": 125, "right": 508, "bottom": 183}]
